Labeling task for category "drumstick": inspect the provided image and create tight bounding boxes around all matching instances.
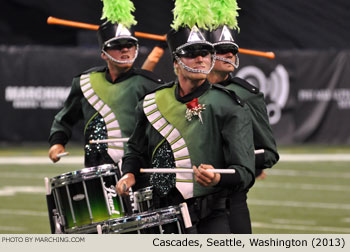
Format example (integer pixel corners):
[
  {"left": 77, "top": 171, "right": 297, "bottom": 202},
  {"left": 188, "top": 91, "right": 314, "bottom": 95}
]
[
  {"left": 140, "top": 150, "right": 262, "bottom": 174},
  {"left": 179, "top": 202, "right": 192, "bottom": 228},
  {"left": 254, "top": 149, "right": 264, "bottom": 155},
  {"left": 44, "top": 177, "right": 55, "bottom": 234},
  {"left": 122, "top": 183, "right": 127, "bottom": 193},
  {"left": 96, "top": 224, "right": 103, "bottom": 235},
  {"left": 44, "top": 177, "right": 51, "bottom": 195},
  {"left": 89, "top": 138, "right": 129, "bottom": 144},
  {"left": 56, "top": 152, "right": 69, "bottom": 158},
  {"left": 47, "top": 16, "right": 275, "bottom": 59},
  {"left": 140, "top": 168, "right": 236, "bottom": 174}
]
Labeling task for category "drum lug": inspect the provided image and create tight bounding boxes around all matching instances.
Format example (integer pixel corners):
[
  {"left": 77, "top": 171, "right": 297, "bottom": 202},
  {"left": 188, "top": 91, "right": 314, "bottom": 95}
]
[
  {"left": 52, "top": 209, "right": 64, "bottom": 234},
  {"left": 179, "top": 202, "right": 192, "bottom": 229}
]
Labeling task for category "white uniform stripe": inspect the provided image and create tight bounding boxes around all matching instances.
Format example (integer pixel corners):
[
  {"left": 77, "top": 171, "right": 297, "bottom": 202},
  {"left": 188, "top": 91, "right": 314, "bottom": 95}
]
[
  {"left": 167, "top": 128, "right": 181, "bottom": 144},
  {"left": 144, "top": 103, "right": 158, "bottom": 115},
  {"left": 159, "top": 124, "right": 173, "bottom": 137},
  {"left": 99, "top": 104, "right": 111, "bottom": 116},
  {"left": 106, "top": 120, "right": 120, "bottom": 129},
  {"left": 108, "top": 142, "right": 124, "bottom": 148},
  {"left": 94, "top": 100, "right": 104, "bottom": 111},
  {"left": 148, "top": 110, "right": 161, "bottom": 123},
  {"left": 81, "top": 82, "right": 92, "bottom": 92},
  {"left": 88, "top": 95, "right": 99, "bottom": 105},
  {"left": 172, "top": 138, "right": 186, "bottom": 151},
  {"left": 143, "top": 92, "right": 193, "bottom": 199},
  {"left": 104, "top": 113, "right": 116, "bottom": 123},
  {"left": 144, "top": 93, "right": 156, "bottom": 100},
  {"left": 143, "top": 99, "right": 156, "bottom": 107},
  {"left": 173, "top": 147, "right": 190, "bottom": 159},
  {"left": 80, "top": 73, "right": 123, "bottom": 164},
  {"left": 80, "top": 74, "right": 90, "bottom": 80},
  {"left": 107, "top": 149, "right": 124, "bottom": 163},
  {"left": 175, "top": 159, "right": 192, "bottom": 168},
  {"left": 108, "top": 130, "right": 122, "bottom": 138},
  {"left": 84, "top": 88, "right": 94, "bottom": 98},
  {"left": 175, "top": 182, "right": 193, "bottom": 199},
  {"left": 153, "top": 117, "right": 167, "bottom": 131}
]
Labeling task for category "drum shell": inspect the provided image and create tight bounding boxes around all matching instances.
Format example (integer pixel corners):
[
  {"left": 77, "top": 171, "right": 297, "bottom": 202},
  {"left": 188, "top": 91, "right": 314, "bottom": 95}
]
[
  {"left": 133, "top": 186, "right": 154, "bottom": 212},
  {"left": 50, "top": 164, "right": 125, "bottom": 233}
]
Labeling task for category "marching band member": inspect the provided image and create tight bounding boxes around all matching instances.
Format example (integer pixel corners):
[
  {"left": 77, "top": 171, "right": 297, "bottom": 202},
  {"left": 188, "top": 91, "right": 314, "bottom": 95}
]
[
  {"left": 48, "top": 0, "right": 163, "bottom": 167},
  {"left": 206, "top": 0, "right": 279, "bottom": 233},
  {"left": 116, "top": 0, "right": 255, "bottom": 234}
]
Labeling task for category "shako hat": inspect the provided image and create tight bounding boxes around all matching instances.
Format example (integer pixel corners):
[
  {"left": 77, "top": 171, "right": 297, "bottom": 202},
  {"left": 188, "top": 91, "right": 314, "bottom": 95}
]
[
  {"left": 166, "top": 0, "right": 215, "bottom": 58},
  {"left": 97, "top": 0, "right": 138, "bottom": 50}
]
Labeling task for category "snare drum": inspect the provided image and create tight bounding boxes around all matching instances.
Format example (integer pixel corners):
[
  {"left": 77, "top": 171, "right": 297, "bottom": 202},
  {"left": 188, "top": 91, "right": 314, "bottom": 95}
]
[
  {"left": 133, "top": 186, "right": 153, "bottom": 212},
  {"left": 50, "top": 164, "right": 125, "bottom": 233},
  {"left": 105, "top": 206, "right": 185, "bottom": 234}
]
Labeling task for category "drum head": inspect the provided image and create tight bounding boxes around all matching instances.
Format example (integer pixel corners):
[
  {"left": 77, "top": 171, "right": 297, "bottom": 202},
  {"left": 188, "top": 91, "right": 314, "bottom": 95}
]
[{"left": 50, "top": 163, "right": 116, "bottom": 188}]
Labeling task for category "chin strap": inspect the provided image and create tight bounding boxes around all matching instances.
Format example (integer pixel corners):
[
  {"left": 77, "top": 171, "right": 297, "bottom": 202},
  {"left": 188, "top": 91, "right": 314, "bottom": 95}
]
[
  {"left": 215, "top": 54, "right": 239, "bottom": 68},
  {"left": 174, "top": 53, "right": 216, "bottom": 75},
  {"left": 101, "top": 44, "right": 139, "bottom": 65}
]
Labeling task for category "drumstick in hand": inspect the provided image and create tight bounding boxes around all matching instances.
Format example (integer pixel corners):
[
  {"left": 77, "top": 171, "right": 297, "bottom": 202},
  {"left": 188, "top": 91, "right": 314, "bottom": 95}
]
[
  {"left": 140, "top": 168, "right": 236, "bottom": 174},
  {"left": 89, "top": 138, "right": 129, "bottom": 144},
  {"left": 122, "top": 183, "right": 127, "bottom": 193},
  {"left": 56, "top": 152, "right": 69, "bottom": 158}
]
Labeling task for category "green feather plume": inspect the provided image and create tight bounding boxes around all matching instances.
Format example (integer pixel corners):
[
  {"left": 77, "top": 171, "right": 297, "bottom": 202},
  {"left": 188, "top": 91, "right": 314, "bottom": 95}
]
[
  {"left": 171, "top": 0, "right": 213, "bottom": 31},
  {"left": 209, "top": 0, "right": 240, "bottom": 30},
  {"left": 101, "top": 0, "right": 137, "bottom": 28}
]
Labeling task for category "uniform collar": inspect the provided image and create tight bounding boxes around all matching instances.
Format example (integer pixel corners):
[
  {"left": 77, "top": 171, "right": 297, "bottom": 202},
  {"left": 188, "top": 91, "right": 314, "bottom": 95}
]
[
  {"left": 105, "top": 67, "right": 136, "bottom": 83},
  {"left": 175, "top": 79, "right": 211, "bottom": 103},
  {"left": 217, "top": 74, "right": 234, "bottom": 87}
]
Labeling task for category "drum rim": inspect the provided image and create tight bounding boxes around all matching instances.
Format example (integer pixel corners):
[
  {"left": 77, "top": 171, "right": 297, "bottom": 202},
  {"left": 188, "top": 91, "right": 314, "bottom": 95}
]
[
  {"left": 62, "top": 206, "right": 181, "bottom": 234},
  {"left": 50, "top": 163, "right": 116, "bottom": 187},
  {"left": 133, "top": 186, "right": 153, "bottom": 202},
  {"left": 107, "top": 205, "right": 181, "bottom": 233},
  {"left": 134, "top": 186, "right": 153, "bottom": 194}
]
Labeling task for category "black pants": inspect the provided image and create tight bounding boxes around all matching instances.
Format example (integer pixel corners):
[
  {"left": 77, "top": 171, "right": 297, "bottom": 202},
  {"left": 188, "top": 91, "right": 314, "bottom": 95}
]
[
  {"left": 154, "top": 188, "right": 230, "bottom": 234},
  {"left": 227, "top": 190, "right": 252, "bottom": 234}
]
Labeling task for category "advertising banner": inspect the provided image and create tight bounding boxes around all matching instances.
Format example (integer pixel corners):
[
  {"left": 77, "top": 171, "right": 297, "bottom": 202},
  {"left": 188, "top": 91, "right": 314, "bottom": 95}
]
[{"left": 1, "top": 46, "right": 350, "bottom": 144}]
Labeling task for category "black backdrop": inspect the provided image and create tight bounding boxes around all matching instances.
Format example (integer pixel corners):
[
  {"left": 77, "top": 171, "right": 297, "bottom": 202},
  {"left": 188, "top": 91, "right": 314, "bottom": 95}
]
[
  {"left": 1, "top": 46, "right": 350, "bottom": 144},
  {"left": 1, "top": 1, "right": 350, "bottom": 144},
  {"left": 1, "top": 0, "right": 350, "bottom": 49}
]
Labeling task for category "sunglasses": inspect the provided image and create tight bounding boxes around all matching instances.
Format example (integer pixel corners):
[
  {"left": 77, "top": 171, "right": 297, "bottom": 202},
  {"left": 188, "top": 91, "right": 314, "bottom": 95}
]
[
  {"left": 176, "top": 45, "right": 215, "bottom": 59},
  {"left": 214, "top": 44, "right": 239, "bottom": 55},
  {"left": 105, "top": 40, "right": 137, "bottom": 50}
]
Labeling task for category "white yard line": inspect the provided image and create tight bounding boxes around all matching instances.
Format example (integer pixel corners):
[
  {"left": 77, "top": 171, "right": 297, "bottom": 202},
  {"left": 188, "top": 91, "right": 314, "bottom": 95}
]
[
  {"left": 249, "top": 199, "right": 350, "bottom": 210},
  {"left": 0, "top": 154, "right": 349, "bottom": 164},
  {"left": 0, "top": 226, "right": 26, "bottom": 232},
  {"left": 0, "top": 186, "right": 46, "bottom": 196},
  {"left": 280, "top": 154, "right": 350, "bottom": 162},
  {"left": 252, "top": 222, "right": 350, "bottom": 233},
  {"left": 267, "top": 169, "right": 350, "bottom": 179},
  {"left": 254, "top": 182, "right": 350, "bottom": 192},
  {"left": 271, "top": 218, "right": 317, "bottom": 225},
  {"left": 1, "top": 172, "right": 65, "bottom": 180},
  {"left": 0, "top": 156, "right": 83, "bottom": 164},
  {"left": 0, "top": 209, "right": 47, "bottom": 217}
]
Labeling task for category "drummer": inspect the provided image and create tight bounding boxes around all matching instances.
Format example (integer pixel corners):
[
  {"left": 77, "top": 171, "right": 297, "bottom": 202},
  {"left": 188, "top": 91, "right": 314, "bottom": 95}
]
[
  {"left": 48, "top": 1, "right": 163, "bottom": 167},
  {"left": 116, "top": 0, "right": 255, "bottom": 234}
]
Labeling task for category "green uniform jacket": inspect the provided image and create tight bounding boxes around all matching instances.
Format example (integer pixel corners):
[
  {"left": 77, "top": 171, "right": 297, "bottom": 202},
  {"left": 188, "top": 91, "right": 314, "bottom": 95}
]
[
  {"left": 49, "top": 66, "right": 163, "bottom": 167},
  {"left": 122, "top": 80, "right": 255, "bottom": 199},
  {"left": 218, "top": 76, "right": 279, "bottom": 171}
]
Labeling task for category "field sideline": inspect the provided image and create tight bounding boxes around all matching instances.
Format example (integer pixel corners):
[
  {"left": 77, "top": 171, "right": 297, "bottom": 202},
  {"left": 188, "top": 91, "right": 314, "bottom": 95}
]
[{"left": 0, "top": 145, "right": 349, "bottom": 234}]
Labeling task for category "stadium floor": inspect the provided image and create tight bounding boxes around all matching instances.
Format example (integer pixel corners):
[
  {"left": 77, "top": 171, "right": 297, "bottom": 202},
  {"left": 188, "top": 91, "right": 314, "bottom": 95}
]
[{"left": 0, "top": 144, "right": 349, "bottom": 234}]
